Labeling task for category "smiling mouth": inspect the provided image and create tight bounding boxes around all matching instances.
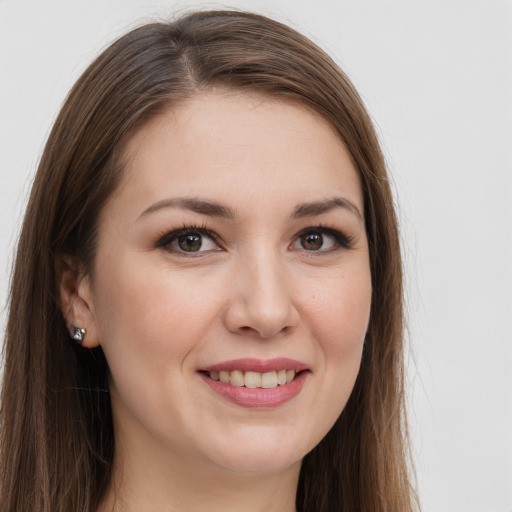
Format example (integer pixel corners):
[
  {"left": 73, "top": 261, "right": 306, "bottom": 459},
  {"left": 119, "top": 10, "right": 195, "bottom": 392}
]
[{"left": 203, "top": 369, "right": 302, "bottom": 389}]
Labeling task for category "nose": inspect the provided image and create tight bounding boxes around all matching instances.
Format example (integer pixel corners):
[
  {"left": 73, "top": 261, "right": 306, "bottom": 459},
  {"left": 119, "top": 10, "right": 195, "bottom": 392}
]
[{"left": 223, "top": 249, "right": 300, "bottom": 339}]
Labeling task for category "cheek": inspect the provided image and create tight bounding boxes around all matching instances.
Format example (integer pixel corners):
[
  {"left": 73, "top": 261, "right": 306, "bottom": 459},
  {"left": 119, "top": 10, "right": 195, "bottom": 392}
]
[
  {"left": 290, "top": 269, "right": 371, "bottom": 448},
  {"left": 304, "top": 268, "right": 371, "bottom": 400},
  {"left": 302, "top": 269, "right": 372, "bottom": 357},
  {"left": 89, "top": 258, "right": 227, "bottom": 440},
  {"left": 91, "top": 257, "right": 222, "bottom": 366}
]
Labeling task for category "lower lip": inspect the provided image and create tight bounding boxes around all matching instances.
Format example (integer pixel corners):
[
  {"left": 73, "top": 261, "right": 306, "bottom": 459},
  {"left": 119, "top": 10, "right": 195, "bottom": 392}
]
[{"left": 199, "top": 371, "right": 308, "bottom": 408}]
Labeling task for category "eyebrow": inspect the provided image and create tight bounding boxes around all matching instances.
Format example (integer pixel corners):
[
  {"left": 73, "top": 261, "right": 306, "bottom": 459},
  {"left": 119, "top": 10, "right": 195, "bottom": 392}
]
[
  {"left": 290, "top": 197, "right": 363, "bottom": 221},
  {"left": 138, "top": 196, "right": 363, "bottom": 222},
  {"left": 138, "top": 197, "right": 236, "bottom": 220}
]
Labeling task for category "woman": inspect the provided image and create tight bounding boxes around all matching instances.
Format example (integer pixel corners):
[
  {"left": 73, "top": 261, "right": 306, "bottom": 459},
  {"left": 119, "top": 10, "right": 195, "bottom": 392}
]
[{"left": 0, "top": 9, "right": 417, "bottom": 512}]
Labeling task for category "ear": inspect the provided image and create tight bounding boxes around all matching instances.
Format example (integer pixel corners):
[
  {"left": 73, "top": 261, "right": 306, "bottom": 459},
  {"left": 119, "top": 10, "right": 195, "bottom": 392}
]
[{"left": 58, "top": 255, "right": 100, "bottom": 348}]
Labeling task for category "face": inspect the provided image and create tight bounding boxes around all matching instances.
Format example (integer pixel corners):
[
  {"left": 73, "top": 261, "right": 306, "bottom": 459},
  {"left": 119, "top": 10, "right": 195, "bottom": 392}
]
[{"left": 81, "top": 92, "right": 372, "bottom": 477}]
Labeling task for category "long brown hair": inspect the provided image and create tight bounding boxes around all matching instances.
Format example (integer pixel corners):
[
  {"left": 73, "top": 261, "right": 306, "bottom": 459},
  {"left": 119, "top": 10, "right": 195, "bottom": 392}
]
[{"left": 1, "top": 10, "right": 417, "bottom": 511}]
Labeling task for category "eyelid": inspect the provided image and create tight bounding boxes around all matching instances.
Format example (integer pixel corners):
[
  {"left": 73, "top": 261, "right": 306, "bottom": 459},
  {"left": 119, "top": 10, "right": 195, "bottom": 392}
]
[
  {"left": 292, "top": 226, "right": 353, "bottom": 252},
  {"left": 156, "top": 225, "right": 222, "bottom": 254},
  {"left": 155, "top": 224, "right": 353, "bottom": 255}
]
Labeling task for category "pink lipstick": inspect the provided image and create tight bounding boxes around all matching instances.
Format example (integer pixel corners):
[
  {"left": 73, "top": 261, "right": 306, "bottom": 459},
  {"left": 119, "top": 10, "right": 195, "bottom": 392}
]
[{"left": 199, "top": 358, "right": 308, "bottom": 408}]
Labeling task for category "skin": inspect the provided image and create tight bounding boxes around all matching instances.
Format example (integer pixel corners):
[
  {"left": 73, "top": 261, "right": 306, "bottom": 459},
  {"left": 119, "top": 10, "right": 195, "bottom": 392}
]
[{"left": 61, "top": 91, "right": 372, "bottom": 512}]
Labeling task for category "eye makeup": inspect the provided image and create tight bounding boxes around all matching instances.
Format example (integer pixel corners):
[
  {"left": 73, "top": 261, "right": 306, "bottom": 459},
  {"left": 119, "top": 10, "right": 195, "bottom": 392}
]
[
  {"left": 155, "top": 224, "right": 223, "bottom": 255},
  {"left": 155, "top": 222, "right": 354, "bottom": 258},
  {"left": 292, "top": 225, "right": 354, "bottom": 252}
]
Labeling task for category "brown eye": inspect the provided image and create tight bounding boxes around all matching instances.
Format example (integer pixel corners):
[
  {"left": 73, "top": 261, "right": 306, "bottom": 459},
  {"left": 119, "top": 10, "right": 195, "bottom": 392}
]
[
  {"left": 301, "top": 232, "right": 324, "bottom": 250},
  {"left": 291, "top": 227, "right": 347, "bottom": 252},
  {"left": 157, "top": 228, "right": 220, "bottom": 255},
  {"left": 178, "top": 234, "right": 203, "bottom": 252}
]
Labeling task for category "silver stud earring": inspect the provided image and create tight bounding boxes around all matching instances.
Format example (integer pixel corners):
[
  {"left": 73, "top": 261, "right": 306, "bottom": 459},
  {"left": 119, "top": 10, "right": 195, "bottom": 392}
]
[{"left": 69, "top": 325, "right": 86, "bottom": 343}]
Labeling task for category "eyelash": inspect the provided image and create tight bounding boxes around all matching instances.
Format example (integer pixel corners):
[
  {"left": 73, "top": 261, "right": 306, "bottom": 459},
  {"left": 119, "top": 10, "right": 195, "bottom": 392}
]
[
  {"left": 295, "top": 225, "right": 354, "bottom": 252},
  {"left": 155, "top": 224, "right": 221, "bottom": 254},
  {"left": 155, "top": 224, "right": 354, "bottom": 256}
]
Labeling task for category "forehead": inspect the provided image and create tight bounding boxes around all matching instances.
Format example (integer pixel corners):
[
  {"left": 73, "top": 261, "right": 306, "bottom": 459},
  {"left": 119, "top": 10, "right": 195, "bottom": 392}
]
[{"left": 111, "top": 91, "right": 363, "bottom": 218}]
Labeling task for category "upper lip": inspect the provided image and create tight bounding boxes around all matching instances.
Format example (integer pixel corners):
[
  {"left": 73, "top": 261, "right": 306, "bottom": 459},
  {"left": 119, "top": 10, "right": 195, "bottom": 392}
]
[{"left": 200, "top": 358, "right": 309, "bottom": 373}]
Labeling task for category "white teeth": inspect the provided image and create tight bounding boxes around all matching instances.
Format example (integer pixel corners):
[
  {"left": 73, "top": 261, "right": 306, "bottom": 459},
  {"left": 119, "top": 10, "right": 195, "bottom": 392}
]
[
  {"left": 230, "top": 370, "right": 244, "bottom": 387},
  {"left": 208, "top": 369, "right": 299, "bottom": 388},
  {"left": 244, "top": 371, "right": 262, "bottom": 388},
  {"left": 261, "top": 371, "right": 278, "bottom": 388}
]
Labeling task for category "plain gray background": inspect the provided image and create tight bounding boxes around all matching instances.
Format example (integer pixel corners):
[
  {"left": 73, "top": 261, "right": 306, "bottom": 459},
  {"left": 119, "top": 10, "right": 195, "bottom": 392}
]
[{"left": 1, "top": 1, "right": 511, "bottom": 510}]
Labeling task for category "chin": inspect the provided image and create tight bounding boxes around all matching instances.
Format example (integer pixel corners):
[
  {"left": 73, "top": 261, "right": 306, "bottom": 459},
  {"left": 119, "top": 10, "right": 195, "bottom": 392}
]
[
  {"left": 215, "top": 451, "right": 303, "bottom": 476},
  {"left": 198, "top": 427, "right": 314, "bottom": 475}
]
